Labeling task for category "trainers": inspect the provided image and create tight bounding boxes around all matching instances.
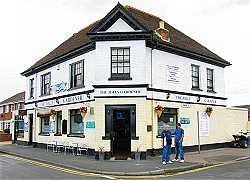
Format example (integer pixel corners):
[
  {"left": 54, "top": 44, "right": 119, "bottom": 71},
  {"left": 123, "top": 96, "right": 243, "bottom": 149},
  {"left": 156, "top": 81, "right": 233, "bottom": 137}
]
[
  {"left": 179, "top": 160, "right": 185, "bottom": 163},
  {"left": 167, "top": 161, "right": 173, "bottom": 164},
  {"left": 162, "top": 161, "right": 167, "bottom": 165},
  {"left": 172, "top": 159, "right": 180, "bottom": 162}
]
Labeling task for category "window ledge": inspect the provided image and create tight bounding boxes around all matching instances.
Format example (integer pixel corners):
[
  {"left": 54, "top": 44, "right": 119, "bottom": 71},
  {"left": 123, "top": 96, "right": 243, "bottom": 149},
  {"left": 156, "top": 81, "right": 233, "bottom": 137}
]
[
  {"left": 67, "top": 134, "right": 85, "bottom": 138},
  {"left": 38, "top": 133, "right": 50, "bottom": 136},
  {"left": 108, "top": 77, "right": 132, "bottom": 81},
  {"left": 132, "top": 136, "right": 139, "bottom": 140},
  {"left": 54, "top": 133, "right": 62, "bottom": 136},
  {"left": 207, "top": 90, "right": 216, "bottom": 94},
  {"left": 157, "top": 134, "right": 175, "bottom": 138},
  {"left": 68, "top": 85, "right": 85, "bottom": 91},
  {"left": 39, "top": 94, "right": 50, "bottom": 98},
  {"left": 191, "top": 88, "right": 203, "bottom": 91}
]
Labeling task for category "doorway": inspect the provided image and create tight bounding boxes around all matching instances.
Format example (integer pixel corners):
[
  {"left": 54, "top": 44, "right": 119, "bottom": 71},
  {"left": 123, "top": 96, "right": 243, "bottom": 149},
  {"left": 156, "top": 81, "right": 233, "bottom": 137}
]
[
  {"left": 112, "top": 109, "right": 131, "bottom": 160},
  {"left": 28, "top": 114, "right": 33, "bottom": 145}
]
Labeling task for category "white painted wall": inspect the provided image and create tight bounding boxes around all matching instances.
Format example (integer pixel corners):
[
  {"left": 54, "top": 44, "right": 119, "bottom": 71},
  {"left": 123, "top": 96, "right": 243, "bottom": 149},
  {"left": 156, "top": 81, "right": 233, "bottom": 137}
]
[
  {"left": 25, "top": 50, "right": 96, "bottom": 106},
  {"left": 106, "top": 18, "right": 135, "bottom": 32},
  {"left": 150, "top": 49, "right": 226, "bottom": 98},
  {"left": 94, "top": 40, "right": 147, "bottom": 85}
]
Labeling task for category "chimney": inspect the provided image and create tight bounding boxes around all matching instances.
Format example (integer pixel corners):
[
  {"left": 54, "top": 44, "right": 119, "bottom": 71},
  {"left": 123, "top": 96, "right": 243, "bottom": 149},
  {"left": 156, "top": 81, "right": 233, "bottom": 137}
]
[
  {"left": 155, "top": 20, "right": 170, "bottom": 42},
  {"left": 159, "top": 20, "right": 165, "bottom": 29}
]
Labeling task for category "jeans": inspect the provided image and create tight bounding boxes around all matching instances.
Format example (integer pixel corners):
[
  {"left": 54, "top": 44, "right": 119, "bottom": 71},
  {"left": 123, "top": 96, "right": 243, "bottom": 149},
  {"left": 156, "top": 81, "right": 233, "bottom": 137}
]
[
  {"left": 175, "top": 141, "right": 184, "bottom": 160},
  {"left": 162, "top": 146, "right": 171, "bottom": 162}
]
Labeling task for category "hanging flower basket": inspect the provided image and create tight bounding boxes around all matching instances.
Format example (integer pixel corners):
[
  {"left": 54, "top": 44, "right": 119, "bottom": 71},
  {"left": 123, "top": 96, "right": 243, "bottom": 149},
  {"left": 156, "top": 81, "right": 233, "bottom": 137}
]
[
  {"left": 50, "top": 109, "right": 57, "bottom": 119},
  {"left": 80, "top": 106, "right": 88, "bottom": 117},
  {"left": 154, "top": 105, "right": 164, "bottom": 118},
  {"left": 206, "top": 107, "right": 213, "bottom": 117}
]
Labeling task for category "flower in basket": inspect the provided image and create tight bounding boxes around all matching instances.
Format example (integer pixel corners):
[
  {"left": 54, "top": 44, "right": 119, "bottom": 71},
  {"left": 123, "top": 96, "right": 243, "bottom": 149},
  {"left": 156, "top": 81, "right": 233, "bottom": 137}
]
[
  {"left": 50, "top": 109, "right": 57, "bottom": 119},
  {"left": 98, "top": 146, "right": 105, "bottom": 153},
  {"left": 154, "top": 104, "right": 164, "bottom": 118},
  {"left": 206, "top": 106, "right": 213, "bottom": 117},
  {"left": 80, "top": 106, "right": 88, "bottom": 117}
]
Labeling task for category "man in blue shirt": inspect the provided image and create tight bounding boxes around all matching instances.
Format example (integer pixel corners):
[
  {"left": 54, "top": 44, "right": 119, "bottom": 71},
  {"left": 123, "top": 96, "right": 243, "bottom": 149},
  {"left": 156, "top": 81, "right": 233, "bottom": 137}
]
[
  {"left": 161, "top": 124, "right": 173, "bottom": 164},
  {"left": 173, "top": 123, "right": 185, "bottom": 163}
]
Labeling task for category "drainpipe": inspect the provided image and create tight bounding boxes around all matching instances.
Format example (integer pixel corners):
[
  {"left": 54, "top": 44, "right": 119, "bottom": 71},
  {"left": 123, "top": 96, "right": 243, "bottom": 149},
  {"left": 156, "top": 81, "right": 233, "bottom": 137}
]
[
  {"left": 33, "top": 73, "right": 38, "bottom": 145},
  {"left": 150, "top": 46, "right": 155, "bottom": 156}
]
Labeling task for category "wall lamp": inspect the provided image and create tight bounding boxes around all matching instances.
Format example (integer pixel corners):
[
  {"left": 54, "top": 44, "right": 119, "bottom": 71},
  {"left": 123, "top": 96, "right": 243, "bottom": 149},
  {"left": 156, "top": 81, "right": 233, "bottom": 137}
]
[{"left": 166, "top": 93, "right": 170, "bottom": 99}]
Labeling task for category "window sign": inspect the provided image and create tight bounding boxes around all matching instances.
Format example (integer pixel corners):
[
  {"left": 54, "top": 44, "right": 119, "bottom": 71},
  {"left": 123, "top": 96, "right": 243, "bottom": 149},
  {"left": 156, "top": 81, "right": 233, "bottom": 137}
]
[
  {"left": 50, "top": 121, "right": 55, "bottom": 133},
  {"left": 86, "top": 121, "right": 95, "bottom": 129},
  {"left": 24, "top": 122, "right": 28, "bottom": 132},
  {"left": 180, "top": 117, "right": 191, "bottom": 125}
]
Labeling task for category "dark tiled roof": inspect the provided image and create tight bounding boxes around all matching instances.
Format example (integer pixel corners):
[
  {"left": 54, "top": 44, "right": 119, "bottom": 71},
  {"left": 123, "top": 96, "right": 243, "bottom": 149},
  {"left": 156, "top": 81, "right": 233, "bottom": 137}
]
[
  {"left": 125, "top": 6, "right": 227, "bottom": 63},
  {"left": 22, "top": 4, "right": 230, "bottom": 75},
  {"left": 0, "top": 92, "right": 25, "bottom": 105}
]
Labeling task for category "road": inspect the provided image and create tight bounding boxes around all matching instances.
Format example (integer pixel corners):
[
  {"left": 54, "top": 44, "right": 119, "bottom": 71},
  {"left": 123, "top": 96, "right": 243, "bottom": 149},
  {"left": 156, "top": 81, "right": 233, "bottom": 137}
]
[
  {"left": 167, "top": 159, "right": 250, "bottom": 180},
  {"left": 0, "top": 153, "right": 249, "bottom": 180}
]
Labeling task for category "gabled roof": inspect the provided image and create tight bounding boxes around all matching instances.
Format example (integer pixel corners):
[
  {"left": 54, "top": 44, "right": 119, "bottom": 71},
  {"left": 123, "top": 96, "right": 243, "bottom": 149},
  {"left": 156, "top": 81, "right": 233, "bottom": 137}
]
[
  {"left": 0, "top": 92, "right": 25, "bottom": 105},
  {"left": 21, "top": 3, "right": 231, "bottom": 76}
]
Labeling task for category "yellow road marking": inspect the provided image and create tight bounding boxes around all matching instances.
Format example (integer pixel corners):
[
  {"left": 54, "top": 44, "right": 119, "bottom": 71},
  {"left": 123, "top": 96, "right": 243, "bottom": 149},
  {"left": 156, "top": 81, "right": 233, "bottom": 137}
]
[
  {"left": 1, "top": 153, "right": 249, "bottom": 179},
  {"left": 0, "top": 154, "right": 116, "bottom": 179},
  {"left": 111, "top": 157, "right": 250, "bottom": 179}
]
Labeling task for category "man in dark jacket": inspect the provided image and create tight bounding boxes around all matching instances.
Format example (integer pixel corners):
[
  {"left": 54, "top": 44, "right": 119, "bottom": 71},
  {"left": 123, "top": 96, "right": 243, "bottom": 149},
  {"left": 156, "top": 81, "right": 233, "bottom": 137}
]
[{"left": 162, "top": 124, "right": 173, "bottom": 164}]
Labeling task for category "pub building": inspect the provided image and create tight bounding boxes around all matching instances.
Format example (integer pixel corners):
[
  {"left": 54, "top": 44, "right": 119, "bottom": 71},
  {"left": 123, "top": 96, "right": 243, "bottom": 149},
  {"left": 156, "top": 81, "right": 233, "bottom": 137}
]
[{"left": 20, "top": 3, "right": 248, "bottom": 160}]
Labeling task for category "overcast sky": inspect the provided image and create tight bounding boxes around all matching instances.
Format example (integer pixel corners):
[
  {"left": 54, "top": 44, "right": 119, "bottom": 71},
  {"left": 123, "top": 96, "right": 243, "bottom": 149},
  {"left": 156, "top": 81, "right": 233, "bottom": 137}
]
[{"left": 0, "top": 0, "right": 249, "bottom": 106}]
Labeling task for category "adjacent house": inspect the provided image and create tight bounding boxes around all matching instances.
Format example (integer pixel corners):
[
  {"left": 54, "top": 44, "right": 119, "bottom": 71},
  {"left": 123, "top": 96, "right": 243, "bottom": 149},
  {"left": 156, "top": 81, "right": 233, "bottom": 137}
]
[
  {"left": 20, "top": 3, "right": 248, "bottom": 159},
  {"left": 0, "top": 92, "right": 25, "bottom": 136}
]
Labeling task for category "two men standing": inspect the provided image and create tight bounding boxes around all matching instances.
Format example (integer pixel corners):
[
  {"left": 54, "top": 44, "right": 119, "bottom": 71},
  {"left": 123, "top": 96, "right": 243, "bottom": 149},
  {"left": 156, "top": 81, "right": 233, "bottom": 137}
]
[{"left": 162, "top": 123, "right": 185, "bottom": 164}]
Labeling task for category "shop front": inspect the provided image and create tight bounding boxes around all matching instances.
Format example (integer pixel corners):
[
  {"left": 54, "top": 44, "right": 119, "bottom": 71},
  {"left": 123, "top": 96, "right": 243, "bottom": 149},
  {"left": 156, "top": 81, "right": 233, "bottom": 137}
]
[{"left": 16, "top": 87, "right": 248, "bottom": 160}]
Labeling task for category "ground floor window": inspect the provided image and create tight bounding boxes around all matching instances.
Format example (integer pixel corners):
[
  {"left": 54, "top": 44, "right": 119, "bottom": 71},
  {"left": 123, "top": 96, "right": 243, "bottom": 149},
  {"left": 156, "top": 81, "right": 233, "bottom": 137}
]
[
  {"left": 40, "top": 116, "right": 50, "bottom": 134},
  {"left": 17, "top": 120, "right": 24, "bottom": 138},
  {"left": 158, "top": 108, "right": 178, "bottom": 135},
  {"left": 70, "top": 109, "right": 84, "bottom": 134},
  {"left": 56, "top": 111, "right": 62, "bottom": 134},
  {"left": 4, "top": 122, "right": 10, "bottom": 129}
]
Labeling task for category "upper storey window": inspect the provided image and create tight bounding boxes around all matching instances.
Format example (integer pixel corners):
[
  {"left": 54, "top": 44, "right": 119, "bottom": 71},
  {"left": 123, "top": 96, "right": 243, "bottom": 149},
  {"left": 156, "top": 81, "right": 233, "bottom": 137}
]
[
  {"left": 29, "top": 78, "right": 34, "bottom": 98},
  {"left": 41, "top": 72, "right": 51, "bottom": 96},
  {"left": 110, "top": 47, "right": 131, "bottom": 80},
  {"left": 191, "top": 65, "right": 200, "bottom": 90},
  {"left": 207, "top": 68, "right": 214, "bottom": 92},
  {"left": 70, "top": 60, "right": 84, "bottom": 88}
]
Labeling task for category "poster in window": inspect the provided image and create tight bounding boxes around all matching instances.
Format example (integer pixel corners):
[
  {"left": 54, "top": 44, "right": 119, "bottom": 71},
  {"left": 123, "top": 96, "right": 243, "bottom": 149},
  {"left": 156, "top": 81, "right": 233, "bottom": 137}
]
[{"left": 50, "top": 121, "right": 55, "bottom": 133}]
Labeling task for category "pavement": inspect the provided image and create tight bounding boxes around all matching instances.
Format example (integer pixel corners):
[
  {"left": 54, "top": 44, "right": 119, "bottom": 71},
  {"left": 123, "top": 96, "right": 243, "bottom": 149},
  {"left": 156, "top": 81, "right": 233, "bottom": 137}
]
[{"left": 0, "top": 141, "right": 249, "bottom": 176}]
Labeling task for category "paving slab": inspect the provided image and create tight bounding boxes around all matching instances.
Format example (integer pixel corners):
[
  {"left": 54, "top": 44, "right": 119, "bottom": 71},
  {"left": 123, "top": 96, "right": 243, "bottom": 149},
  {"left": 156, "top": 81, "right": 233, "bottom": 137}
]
[{"left": 0, "top": 142, "right": 249, "bottom": 176}]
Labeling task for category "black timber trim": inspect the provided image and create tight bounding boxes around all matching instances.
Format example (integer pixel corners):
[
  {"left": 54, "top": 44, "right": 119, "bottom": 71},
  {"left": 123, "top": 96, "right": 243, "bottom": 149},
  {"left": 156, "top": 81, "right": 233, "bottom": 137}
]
[
  {"left": 146, "top": 98, "right": 226, "bottom": 107},
  {"left": 95, "top": 96, "right": 147, "bottom": 99},
  {"left": 93, "top": 84, "right": 149, "bottom": 88},
  {"left": 147, "top": 87, "right": 227, "bottom": 100},
  {"left": 24, "top": 89, "right": 94, "bottom": 105},
  {"left": 21, "top": 42, "right": 95, "bottom": 77},
  {"left": 89, "top": 2, "right": 149, "bottom": 33},
  {"left": 146, "top": 40, "right": 231, "bottom": 67},
  {"left": 88, "top": 32, "right": 151, "bottom": 42}
]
